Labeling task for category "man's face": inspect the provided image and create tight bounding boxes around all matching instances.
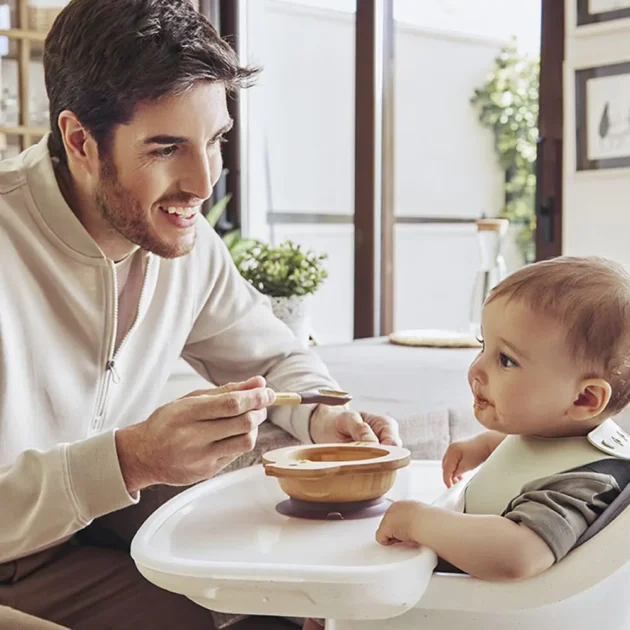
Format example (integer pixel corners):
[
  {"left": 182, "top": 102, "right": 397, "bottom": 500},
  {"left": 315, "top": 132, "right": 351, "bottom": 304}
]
[{"left": 94, "top": 82, "right": 232, "bottom": 259}]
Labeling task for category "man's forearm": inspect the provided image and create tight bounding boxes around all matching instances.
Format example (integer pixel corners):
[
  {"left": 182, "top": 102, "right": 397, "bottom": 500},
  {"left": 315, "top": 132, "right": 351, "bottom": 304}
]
[
  {"left": 115, "top": 424, "right": 154, "bottom": 494},
  {"left": 413, "top": 505, "right": 555, "bottom": 580},
  {"left": 0, "top": 431, "right": 137, "bottom": 563}
]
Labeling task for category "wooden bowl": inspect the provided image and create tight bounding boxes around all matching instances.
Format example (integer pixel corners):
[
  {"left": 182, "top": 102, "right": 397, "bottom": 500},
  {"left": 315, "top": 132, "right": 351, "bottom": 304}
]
[{"left": 262, "top": 442, "right": 411, "bottom": 503}]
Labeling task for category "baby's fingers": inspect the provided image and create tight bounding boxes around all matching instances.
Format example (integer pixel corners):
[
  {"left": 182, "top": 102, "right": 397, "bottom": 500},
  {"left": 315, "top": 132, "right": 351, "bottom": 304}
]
[
  {"left": 442, "top": 448, "right": 462, "bottom": 487},
  {"left": 375, "top": 523, "right": 394, "bottom": 545}
]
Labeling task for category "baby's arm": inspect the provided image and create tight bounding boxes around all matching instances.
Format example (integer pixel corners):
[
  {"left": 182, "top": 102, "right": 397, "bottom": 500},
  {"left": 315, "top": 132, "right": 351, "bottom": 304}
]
[
  {"left": 376, "top": 501, "right": 554, "bottom": 580},
  {"left": 442, "top": 430, "right": 506, "bottom": 487},
  {"left": 377, "top": 467, "right": 622, "bottom": 581}
]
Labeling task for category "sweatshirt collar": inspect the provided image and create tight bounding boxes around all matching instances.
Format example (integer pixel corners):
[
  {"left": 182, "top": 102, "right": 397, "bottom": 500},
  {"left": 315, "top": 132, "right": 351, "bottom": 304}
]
[{"left": 23, "top": 135, "right": 107, "bottom": 261}]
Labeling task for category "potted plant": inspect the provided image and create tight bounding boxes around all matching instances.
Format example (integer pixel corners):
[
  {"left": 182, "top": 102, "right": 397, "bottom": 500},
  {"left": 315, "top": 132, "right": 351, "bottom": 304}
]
[
  {"left": 234, "top": 239, "right": 328, "bottom": 346},
  {"left": 205, "top": 193, "right": 256, "bottom": 259}
]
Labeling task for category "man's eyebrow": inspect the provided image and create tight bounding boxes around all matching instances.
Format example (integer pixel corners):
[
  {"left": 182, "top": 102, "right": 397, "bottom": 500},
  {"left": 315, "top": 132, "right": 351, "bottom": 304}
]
[
  {"left": 211, "top": 119, "right": 234, "bottom": 141},
  {"left": 143, "top": 134, "right": 189, "bottom": 145},
  {"left": 142, "top": 119, "right": 234, "bottom": 146}
]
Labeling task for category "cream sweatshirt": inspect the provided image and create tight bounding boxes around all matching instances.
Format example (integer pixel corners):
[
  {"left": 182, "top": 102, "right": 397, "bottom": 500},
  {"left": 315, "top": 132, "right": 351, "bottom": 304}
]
[{"left": 0, "top": 136, "right": 339, "bottom": 563}]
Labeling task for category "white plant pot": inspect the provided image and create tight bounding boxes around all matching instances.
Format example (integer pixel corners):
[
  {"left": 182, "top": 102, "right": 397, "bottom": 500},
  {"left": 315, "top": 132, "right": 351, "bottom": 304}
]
[{"left": 270, "top": 295, "right": 311, "bottom": 347}]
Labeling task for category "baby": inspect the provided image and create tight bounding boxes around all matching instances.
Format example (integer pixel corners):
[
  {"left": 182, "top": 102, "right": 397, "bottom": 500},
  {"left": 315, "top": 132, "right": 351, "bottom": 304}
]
[{"left": 376, "top": 256, "right": 630, "bottom": 580}]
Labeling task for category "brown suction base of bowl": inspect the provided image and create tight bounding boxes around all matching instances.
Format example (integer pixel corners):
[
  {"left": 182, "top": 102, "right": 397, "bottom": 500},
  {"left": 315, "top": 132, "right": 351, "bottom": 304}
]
[{"left": 275, "top": 497, "right": 392, "bottom": 520}]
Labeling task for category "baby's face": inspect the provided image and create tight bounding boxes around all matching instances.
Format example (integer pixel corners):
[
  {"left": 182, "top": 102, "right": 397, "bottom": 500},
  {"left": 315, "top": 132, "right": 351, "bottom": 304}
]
[{"left": 467, "top": 297, "right": 584, "bottom": 437}]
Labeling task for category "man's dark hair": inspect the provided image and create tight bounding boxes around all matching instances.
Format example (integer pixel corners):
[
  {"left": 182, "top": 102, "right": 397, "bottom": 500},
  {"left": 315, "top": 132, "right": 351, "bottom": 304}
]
[{"left": 44, "top": 0, "right": 259, "bottom": 162}]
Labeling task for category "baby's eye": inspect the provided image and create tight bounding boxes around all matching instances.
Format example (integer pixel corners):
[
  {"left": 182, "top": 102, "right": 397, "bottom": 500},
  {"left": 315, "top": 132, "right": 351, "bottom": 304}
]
[
  {"left": 475, "top": 335, "right": 485, "bottom": 349},
  {"left": 500, "top": 353, "right": 518, "bottom": 368}
]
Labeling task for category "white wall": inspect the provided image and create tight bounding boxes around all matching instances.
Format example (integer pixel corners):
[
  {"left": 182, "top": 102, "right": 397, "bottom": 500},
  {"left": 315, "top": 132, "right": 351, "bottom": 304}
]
[
  {"left": 563, "top": 1, "right": 630, "bottom": 264},
  {"left": 243, "top": 0, "right": 511, "bottom": 343}
]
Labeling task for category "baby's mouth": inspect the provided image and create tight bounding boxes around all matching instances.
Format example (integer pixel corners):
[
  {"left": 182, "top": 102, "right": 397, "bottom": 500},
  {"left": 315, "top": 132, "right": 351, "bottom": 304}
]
[{"left": 472, "top": 391, "right": 492, "bottom": 409}]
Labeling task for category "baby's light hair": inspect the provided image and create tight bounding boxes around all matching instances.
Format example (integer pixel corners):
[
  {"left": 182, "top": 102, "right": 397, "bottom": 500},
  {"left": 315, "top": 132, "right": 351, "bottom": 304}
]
[{"left": 486, "top": 256, "right": 630, "bottom": 416}]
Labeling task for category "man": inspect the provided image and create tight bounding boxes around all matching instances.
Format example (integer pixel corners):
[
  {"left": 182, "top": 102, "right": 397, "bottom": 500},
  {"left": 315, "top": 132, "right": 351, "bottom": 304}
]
[{"left": 0, "top": 1, "right": 400, "bottom": 628}]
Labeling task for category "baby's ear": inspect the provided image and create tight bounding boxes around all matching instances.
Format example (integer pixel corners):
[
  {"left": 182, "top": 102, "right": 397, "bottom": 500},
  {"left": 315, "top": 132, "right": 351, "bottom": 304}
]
[{"left": 568, "top": 378, "right": 612, "bottom": 421}]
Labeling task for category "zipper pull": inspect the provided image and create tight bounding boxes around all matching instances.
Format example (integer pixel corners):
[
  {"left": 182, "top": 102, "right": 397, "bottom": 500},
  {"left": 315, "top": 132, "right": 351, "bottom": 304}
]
[{"left": 106, "top": 360, "right": 121, "bottom": 384}]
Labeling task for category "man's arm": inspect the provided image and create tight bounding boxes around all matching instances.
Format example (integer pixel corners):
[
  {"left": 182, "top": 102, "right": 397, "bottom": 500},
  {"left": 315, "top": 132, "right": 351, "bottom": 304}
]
[
  {"left": 183, "top": 224, "right": 339, "bottom": 443},
  {"left": 1, "top": 381, "right": 276, "bottom": 564},
  {"left": 0, "top": 431, "right": 137, "bottom": 563}
]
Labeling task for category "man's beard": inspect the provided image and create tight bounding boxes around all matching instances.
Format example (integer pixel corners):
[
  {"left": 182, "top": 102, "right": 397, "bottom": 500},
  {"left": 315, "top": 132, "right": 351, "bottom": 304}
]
[{"left": 95, "top": 155, "right": 197, "bottom": 259}]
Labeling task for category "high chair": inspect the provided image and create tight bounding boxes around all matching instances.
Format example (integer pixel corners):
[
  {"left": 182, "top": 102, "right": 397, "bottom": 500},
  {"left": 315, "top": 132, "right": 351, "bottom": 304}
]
[
  {"left": 327, "top": 461, "right": 630, "bottom": 630},
  {"left": 131, "top": 460, "right": 630, "bottom": 630}
]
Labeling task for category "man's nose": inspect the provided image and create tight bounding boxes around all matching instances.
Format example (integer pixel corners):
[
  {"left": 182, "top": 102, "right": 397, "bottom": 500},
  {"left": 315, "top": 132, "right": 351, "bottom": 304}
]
[{"left": 180, "top": 154, "right": 214, "bottom": 201}]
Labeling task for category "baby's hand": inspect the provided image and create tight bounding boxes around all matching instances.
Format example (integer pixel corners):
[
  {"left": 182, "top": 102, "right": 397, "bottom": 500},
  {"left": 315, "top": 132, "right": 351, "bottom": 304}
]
[
  {"left": 441, "top": 431, "right": 505, "bottom": 488},
  {"left": 375, "top": 500, "right": 425, "bottom": 547}
]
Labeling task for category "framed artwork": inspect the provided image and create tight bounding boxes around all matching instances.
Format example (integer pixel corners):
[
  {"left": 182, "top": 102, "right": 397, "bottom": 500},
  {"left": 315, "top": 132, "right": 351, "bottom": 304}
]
[
  {"left": 575, "top": 61, "right": 630, "bottom": 171},
  {"left": 577, "top": 0, "right": 630, "bottom": 25}
]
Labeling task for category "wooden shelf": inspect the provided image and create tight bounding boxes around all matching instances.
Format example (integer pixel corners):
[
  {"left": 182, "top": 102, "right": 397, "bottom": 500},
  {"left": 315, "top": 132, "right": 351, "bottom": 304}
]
[
  {"left": 0, "top": 28, "right": 46, "bottom": 42},
  {"left": 0, "top": 0, "right": 60, "bottom": 149},
  {"left": 0, "top": 123, "right": 47, "bottom": 136}
]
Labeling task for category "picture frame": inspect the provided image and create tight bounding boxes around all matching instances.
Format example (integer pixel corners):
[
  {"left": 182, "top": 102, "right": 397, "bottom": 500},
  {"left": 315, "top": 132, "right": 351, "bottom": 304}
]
[
  {"left": 577, "top": 0, "right": 630, "bottom": 26},
  {"left": 575, "top": 61, "right": 630, "bottom": 171}
]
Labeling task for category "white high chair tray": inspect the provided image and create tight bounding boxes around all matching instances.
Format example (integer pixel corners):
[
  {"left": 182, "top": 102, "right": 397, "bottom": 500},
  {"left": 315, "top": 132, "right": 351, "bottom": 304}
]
[{"left": 130, "top": 461, "right": 446, "bottom": 620}]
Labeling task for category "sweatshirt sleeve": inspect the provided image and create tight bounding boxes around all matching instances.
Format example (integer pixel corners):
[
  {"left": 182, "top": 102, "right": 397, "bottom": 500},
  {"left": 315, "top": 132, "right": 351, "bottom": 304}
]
[
  {"left": 0, "top": 430, "right": 138, "bottom": 563},
  {"left": 182, "top": 224, "right": 340, "bottom": 444}
]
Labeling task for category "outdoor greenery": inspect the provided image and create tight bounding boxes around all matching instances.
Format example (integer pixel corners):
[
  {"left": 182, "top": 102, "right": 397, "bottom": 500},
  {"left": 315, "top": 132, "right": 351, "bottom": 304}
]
[
  {"left": 205, "top": 193, "right": 257, "bottom": 259},
  {"left": 470, "top": 42, "right": 540, "bottom": 262},
  {"left": 234, "top": 239, "right": 328, "bottom": 298}
]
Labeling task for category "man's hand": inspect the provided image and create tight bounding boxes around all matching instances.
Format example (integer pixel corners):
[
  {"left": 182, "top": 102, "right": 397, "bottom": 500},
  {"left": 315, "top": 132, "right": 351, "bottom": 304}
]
[
  {"left": 442, "top": 430, "right": 506, "bottom": 488},
  {"left": 308, "top": 405, "right": 402, "bottom": 446},
  {"left": 115, "top": 376, "right": 276, "bottom": 494}
]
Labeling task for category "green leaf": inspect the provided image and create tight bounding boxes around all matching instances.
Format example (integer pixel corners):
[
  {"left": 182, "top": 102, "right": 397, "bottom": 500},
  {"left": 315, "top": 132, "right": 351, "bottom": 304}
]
[
  {"left": 234, "top": 239, "right": 328, "bottom": 297},
  {"left": 206, "top": 193, "right": 233, "bottom": 228},
  {"left": 470, "top": 42, "right": 539, "bottom": 260}
]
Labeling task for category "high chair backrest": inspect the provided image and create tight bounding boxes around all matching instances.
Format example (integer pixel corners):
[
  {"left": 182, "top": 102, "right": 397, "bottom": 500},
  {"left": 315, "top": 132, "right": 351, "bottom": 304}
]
[
  {"left": 418, "top": 463, "right": 630, "bottom": 618},
  {"left": 574, "top": 458, "right": 630, "bottom": 548}
]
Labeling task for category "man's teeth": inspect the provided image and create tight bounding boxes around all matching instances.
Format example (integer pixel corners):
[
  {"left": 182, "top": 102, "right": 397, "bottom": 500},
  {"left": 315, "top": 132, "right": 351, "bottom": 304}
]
[{"left": 162, "top": 206, "right": 198, "bottom": 217}]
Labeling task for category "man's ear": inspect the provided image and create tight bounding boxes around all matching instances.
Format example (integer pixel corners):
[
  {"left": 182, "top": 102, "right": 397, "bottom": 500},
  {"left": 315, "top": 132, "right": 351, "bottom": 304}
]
[
  {"left": 57, "top": 110, "right": 99, "bottom": 177},
  {"left": 568, "top": 378, "right": 612, "bottom": 421}
]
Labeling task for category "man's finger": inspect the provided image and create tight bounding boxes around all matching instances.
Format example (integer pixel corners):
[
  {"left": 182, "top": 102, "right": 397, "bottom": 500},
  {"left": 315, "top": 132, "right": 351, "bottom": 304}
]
[
  {"left": 361, "top": 413, "right": 402, "bottom": 446},
  {"left": 179, "top": 376, "right": 267, "bottom": 400},
  {"left": 183, "top": 387, "right": 275, "bottom": 422},
  {"left": 208, "top": 425, "right": 261, "bottom": 460},
  {"left": 203, "top": 408, "right": 267, "bottom": 443},
  {"left": 340, "top": 411, "right": 379, "bottom": 442}
]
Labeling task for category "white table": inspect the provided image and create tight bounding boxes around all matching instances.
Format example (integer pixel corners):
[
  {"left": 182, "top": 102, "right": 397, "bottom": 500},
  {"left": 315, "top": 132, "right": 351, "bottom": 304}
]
[{"left": 313, "top": 337, "right": 477, "bottom": 426}]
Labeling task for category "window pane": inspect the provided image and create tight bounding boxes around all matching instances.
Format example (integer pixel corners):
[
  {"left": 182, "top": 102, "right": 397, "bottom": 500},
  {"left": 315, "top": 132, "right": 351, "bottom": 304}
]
[
  {"left": 29, "top": 45, "right": 48, "bottom": 128},
  {"left": 392, "top": 0, "right": 541, "bottom": 332},
  {"left": 0, "top": 55, "right": 19, "bottom": 127},
  {"left": 242, "top": 0, "right": 356, "bottom": 344},
  {"left": 0, "top": 132, "right": 22, "bottom": 158},
  {"left": 0, "top": 1, "right": 17, "bottom": 59}
]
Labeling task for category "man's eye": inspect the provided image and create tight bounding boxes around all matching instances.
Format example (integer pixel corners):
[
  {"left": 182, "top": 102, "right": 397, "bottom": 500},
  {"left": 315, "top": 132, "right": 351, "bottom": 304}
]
[
  {"left": 500, "top": 353, "right": 518, "bottom": 368},
  {"left": 210, "top": 136, "right": 228, "bottom": 150},
  {"left": 154, "top": 146, "right": 178, "bottom": 158}
]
